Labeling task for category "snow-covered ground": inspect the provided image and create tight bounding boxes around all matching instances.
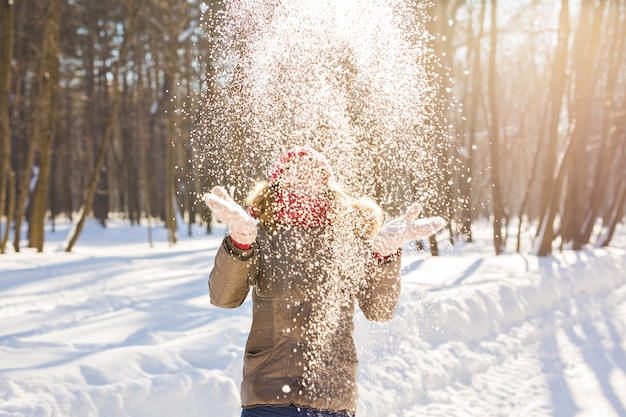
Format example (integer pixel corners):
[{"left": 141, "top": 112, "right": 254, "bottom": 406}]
[{"left": 1, "top": 219, "right": 625, "bottom": 417}]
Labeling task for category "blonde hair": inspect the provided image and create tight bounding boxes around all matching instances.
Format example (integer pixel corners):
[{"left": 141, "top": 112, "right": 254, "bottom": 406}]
[{"left": 246, "top": 181, "right": 384, "bottom": 238}]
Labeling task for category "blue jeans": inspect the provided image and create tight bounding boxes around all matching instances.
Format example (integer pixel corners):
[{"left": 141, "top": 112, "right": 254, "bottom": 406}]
[{"left": 241, "top": 405, "right": 354, "bottom": 417}]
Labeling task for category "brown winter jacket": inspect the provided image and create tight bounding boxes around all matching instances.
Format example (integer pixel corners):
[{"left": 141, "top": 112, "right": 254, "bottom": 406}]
[{"left": 209, "top": 223, "right": 402, "bottom": 414}]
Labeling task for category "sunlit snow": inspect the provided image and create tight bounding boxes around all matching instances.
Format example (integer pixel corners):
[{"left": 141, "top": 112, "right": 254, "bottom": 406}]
[{"left": 1, "top": 220, "right": 625, "bottom": 416}]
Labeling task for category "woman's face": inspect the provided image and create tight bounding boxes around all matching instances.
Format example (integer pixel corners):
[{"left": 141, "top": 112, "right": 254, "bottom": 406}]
[{"left": 278, "top": 157, "right": 329, "bottom": 196}]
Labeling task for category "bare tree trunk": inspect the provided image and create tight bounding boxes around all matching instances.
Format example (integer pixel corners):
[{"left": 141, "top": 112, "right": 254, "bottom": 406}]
[
  {"left": 65, "top": 2, "right": 141, "bottom": 252},
  {"left": 534, "top": 123, "right": 577, "bottom": 256},
  {"left": 140, "top": 128, "right": 154, "bottom": 247},
  {"left": 165, "top": 94, "right": 178, "bottom": 245},
  {"left": 121, "top": 79, "right": 139, "bottom": 225},
  {"left": 162, "top": 16, "right": 183, "bottom": 245},
  {"left": 487, "top": 0, "right": 506, "bottom": 254},
  {"left": 515, "top": 135, "right": 543, "bottom": 253},
  {"left": 12, "top": 2, "right": 53, "bottom": 252},
  {"left": 422, "top": 0, "right": 463, "bottom": 255},
  {"left": 562, "top": 0, "right": 606, "bottom": 250},
  {"left": 596, "top": 156, "right": 626, "bottom": 248},
  {"left": 93, "top": 33, "right": 112, "bottom": 227},
  {"left": 83, "top": 21, "right": 96, "bottom": 216},
  {"left": 164, "top": 72, "right": 178, "bottom": 245},
  {"left": 580, "top": 1, "right": 625, "bottom": 244},
  {"left": 28, "top": 0, "right": 62, "bottom": 252},
  {"left": 2, "top": 171, "right": 14, "bottom": 251},
  {"left": 460, "top": 0, "right": 486, "bottom": 243},
  {"left": 125, "top": 30, "right": 154, "bottom": 245},
  {"left": 533, "top": 0, "right": 571, "bottom": 256},
  {"left": 147, "top": 44, "right": 167, "bottom": 223},
  {"left": 536, "top": 0, "right": 570, "bottom": 237},
  {"left": 0, "top": 0, "right": 15, "bottom": 254},
  {"left": 184, "top": 142, "right": 195, "bottom": 237},
  {"left": 12, "top": 138, "right": 38, "bottom": 252},
  {"left": 181, "top": 42, "right": 196, "bottom": 238},
  {"left": 134, "top": 45, "right": 153, "bottom": 246},
  {"left": 519, "top": 0, "right": 570, "bottom": 252}
]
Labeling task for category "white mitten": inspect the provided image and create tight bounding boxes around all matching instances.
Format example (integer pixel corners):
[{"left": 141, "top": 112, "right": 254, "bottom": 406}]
[
  {"left": 202, "top": 186, "right": 258, "bottom": 245},
  {"left": 372, "top": 203, "right": 446, "bottom": 256}
]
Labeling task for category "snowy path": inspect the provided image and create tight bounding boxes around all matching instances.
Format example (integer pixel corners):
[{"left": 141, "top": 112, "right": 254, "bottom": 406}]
[
  {"left": 0, "top": 221, "right": 625, "bottom": 417},
  {"left": 357, "top": 245, "right": 626, "bottom": 417}
]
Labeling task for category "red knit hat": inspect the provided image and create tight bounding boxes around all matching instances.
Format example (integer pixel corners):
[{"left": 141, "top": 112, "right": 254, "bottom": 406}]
[{"left": 268, "top": 147, "right": 334, "bottom": 186}]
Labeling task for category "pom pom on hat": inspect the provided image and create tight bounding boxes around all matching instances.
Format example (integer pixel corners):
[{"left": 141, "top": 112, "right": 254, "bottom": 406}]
[{"left": 268, "top": 146, "right": 334, "bottom": 186}]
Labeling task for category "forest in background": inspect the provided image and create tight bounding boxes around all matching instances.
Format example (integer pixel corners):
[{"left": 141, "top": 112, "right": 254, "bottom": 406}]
[{"left": 0, "top": 0, "right": 624, "bottom": 255}]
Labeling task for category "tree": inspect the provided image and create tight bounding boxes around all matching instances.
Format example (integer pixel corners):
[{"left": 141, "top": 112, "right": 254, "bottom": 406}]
[
  {"left": 2, "top": 0, "right": 624, "bottom": 255},
  {"left": 458, "top": 0, "right": 487, "bottom": 244},
  {"left": 579, "top": 0, "right": 625, "bottom": 245},
  {"left": 65, "top": 1, "right": 142, "bottom": 252},
  {"left": 28, "top": 0, "right": 63, "bottom": 252},
  {"left": 0, "top": 0, "right": 15, "bottom": 253},
  {"left": 12, "top": 0, "right": 60, "bottom": 252},
  {"left": 487, "top": 0, "right": 506, "bottom": 255},
  {"left": 561, "top": 0, "right": 606, "bottom": 250}
]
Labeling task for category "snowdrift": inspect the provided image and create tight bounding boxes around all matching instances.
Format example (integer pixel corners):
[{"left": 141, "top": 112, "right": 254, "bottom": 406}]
[
  {"left": 356, "top": 244, "right": 626, "bottom": 416},
  {"left": 1, "top": 221, "right": 625, "bottom": 417}
]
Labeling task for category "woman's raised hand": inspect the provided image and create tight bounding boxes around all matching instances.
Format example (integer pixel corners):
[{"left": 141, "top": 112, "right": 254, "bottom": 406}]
[
  {"left": 372, "top": 203, "right": 446, "bottom": 256},
  {"left": 202, "top": 186, "right": 258, "bottom": 245}
]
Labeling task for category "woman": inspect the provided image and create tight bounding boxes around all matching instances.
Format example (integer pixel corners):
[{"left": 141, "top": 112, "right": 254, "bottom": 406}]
[{"left": 204, "top": 147, "right": 445, "bottom": 417}]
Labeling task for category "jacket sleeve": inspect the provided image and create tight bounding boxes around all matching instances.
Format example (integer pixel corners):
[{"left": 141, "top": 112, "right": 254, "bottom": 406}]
[
  {"left": 209, "top": 236, "right": 258, "bottom": 308},
  {"left": 357, "top": 250, "right": 402, "bottom": 322}
]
